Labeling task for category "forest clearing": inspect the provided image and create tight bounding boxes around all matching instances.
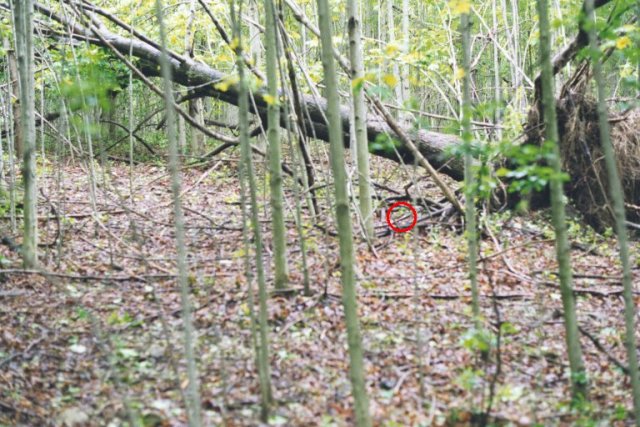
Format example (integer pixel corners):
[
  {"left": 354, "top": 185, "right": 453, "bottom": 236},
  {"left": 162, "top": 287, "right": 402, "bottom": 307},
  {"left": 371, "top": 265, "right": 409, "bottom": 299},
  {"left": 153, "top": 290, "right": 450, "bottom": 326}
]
[{"left": 0, "top": 0, "right": 639, "bottom": 425}]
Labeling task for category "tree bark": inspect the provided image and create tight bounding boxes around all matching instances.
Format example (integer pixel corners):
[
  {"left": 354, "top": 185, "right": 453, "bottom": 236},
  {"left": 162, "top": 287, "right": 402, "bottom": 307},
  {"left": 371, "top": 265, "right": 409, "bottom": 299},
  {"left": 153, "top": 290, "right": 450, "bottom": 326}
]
[
  {"left": 585, "top": 0, "right": 640, "bottom": 421},
  {"left": 154, "top": 0, "right": 202, "bottom": 424},
  {"left": 537, "top": 0, "right": 587, "bottom": 400},
  {"left": 347, "top": 0, "right": 375, "bottom": 239},
  {"left": 316, "top": 0, "right": 372, "bottom": 423},
  {"left": 460, "top": 10, "right": 479, "bottom": 324},
  {"left": 3, "top": 37, "right": 23, "bottom": 159},
  {"left": 13, "top": 0, "right": 37, "bottom": 268},
  {"left": 234, "top": 6, "right": 274, "bottom": 420},
  {"left": 263, "top": 0, "right": 289, "bottom": 289},
  {"left": 30, "top": 1, "right": 466, "bottom": 180}
]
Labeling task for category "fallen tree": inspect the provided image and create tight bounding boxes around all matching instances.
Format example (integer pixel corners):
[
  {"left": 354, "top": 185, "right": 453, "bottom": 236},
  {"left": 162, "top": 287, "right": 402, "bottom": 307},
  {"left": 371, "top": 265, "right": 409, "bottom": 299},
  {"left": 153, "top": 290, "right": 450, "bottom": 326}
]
[
  {"left": 26, "top": 1, "right": 466, "bottom": 179},
  {"left": 8, "top": 0, "right": 637, "bottom": 231}
]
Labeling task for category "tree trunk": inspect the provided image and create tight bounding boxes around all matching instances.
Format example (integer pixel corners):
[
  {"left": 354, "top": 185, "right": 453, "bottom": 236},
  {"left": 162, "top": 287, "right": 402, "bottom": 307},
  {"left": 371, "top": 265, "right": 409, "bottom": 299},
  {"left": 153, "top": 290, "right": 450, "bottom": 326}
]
[
  {"left": 585, "top": 0, "right": 640, "bottom": 422},
  {"left": 3, "top": 37, "right": 22, "bottom": 159},
  {"left": 107, "top": 89, "right": 118, "bottom": 143},
  {"left": 347, "top": 0, "right": 375, "bottom": 240},
  {"left": 537, "top": 0, "right": 587, "bottom": 401},
  {"left": 13, "top": 0, "right": 37, "bottom": 268},
  {"left": 460, "top": 10, "right": 479, "bottom": 323},
  {"left": 263, "top": 0, "right": 289, "bottom": 289},
  {"left": 154, "top": 0, "right": 202, "bottom": 424},
  {"left": 184, "top": 0, "right": 204, "bottom": 157},
  {"left": 188, "top": 98, "right": 205, "bottom": 155},
  {"left": 316, "top": 0, "right": 372, "bottom": 424},
  {"left": 234, "top": 7, "right": 274, "bottom": 420}
]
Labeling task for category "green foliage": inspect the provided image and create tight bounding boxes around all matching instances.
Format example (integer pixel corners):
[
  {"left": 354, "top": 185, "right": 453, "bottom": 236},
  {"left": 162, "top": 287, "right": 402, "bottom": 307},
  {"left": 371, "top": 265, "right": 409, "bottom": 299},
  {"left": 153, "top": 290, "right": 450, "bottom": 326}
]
[
  {"left": 500, "top": 322, "right": 518, "bottom": 336},
  {"left": 496, "top": 141, "right": 570, "bottom": 195},
  {"left": 454, "top": 367, "right": 484, "bottom": 391},
  {"left": 49, "top": 45, "right": 128, "bottom": 113},
  {"left": 613, "top": 404, "right": 628, "bottom": 421},
  {"left": 578, "top": 0, "right": 640, "bottom": 99},
  {"left": 496, "top": 383, "right": 525, "bottom": 403},
  {"left": 107, "top": 310, "right": 142, "bottom": 328},
  {"left": 460, "top": 327, "right": 492, "bottom": 354},
  {"left": 73, "top": 307, "right": 90, "bottom": 322},
  {"left": 447, "top": 137, "right": 502, "bottom": 200},
  {"left": 557, "top": 395, "right": 597, "bottom": 426},
  {"left": 368, "top": 133, "right": 399, "bottom": 154}
]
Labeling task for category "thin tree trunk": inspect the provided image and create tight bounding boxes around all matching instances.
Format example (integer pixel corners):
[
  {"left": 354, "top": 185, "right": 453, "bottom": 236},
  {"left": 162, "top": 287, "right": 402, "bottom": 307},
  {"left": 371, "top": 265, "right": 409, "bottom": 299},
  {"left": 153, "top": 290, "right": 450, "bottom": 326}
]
[
  {"left": 537, "top": 0, "right": 587, "bottom": 401},
  {"left": 277, "top": 49, "right": 312, "bottom": 296},
  {"left": 584, "top": 0, "right": 640, "bottom": 422},
  {"left": 491, "top": 0, "right": 502, "bottom": 141},
  {"left": 347, "top": 0, "right": 374, "bottom": 240},
  {"left": 128, "top": 19, "right": 136, "bottom": 203},
  {"left": 154, "top": 0, "right": 202, "bottom": 424},
  {"left": 1, "top": 79, "right": 18, "bottom": 233},
  {"left": 386, "top": 0, "right": 403, "bottom": 114},
  {"left": 0, "top": 96, "right": 5, "bottom": 196},
  {"left": 277, "top": 21, "right": 318, "bottom": 216},
  {"left": 264, "top": 0, "right": 289, "bottom": 289},
  {"left": 107, "top": 90, "right": 118, "bottom": 143},
  {"left": 3, "top": 37, "right": 22, "bottom": 159},
  {"left": 248, "top": 0, "right": 262, "bottom": 67},
  {"left": 401, "top": 0, "right": 410, "bottom": 112},
  {"left": 233, "top": 1, "right": 274, "bottom": 420},
  {"left": 316, "top": 0, "right": 372, "bottom": 424},
  {"left": 13, "top": 0, "right": 37, "bottom": 268},
  {"left": 185, "top": 0, "right": 204, "bottom": 156},
  {"left": 460, "top": 9, "right": 479, "bottom": 323}
]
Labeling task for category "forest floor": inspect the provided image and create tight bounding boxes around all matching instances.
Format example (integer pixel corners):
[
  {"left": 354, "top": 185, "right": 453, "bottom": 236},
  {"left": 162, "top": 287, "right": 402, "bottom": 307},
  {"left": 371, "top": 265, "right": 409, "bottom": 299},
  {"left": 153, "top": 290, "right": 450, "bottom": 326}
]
[{"left": 0, "top": 160, "right": 638, "bottom": 426}]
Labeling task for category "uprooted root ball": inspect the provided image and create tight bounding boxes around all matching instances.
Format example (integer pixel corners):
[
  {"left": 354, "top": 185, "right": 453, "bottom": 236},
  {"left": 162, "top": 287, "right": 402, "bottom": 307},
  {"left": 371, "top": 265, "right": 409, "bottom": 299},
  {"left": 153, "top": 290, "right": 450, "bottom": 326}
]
[{"left": 525, "top": 80, "right": 640, "bottom": 233}]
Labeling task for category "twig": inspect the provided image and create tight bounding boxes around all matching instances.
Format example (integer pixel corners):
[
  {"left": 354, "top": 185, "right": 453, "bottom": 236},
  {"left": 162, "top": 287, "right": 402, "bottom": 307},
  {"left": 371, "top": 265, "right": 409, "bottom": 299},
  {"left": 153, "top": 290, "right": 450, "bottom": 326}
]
[
  {"left": 0, "top": 336, "right": 45, "bottom": 368},
  {"left": 482, "top": 265, "right": 502, "bottom": 426},
  {"left": 538, "top": 280, "right": 634, "bottom": 297},
  {"left": 0, "top": 268, "right": 213, "bottom": 282},
  {"left": 579, "top": 326, "right": 629, "bottom": 375}
]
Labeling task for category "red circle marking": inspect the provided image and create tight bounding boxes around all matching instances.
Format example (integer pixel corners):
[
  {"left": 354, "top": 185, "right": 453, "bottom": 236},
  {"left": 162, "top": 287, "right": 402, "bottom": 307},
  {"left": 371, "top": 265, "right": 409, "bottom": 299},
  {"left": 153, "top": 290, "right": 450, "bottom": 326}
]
[{"left": 386, "top": 201, "right": 417, "bottom": 233}]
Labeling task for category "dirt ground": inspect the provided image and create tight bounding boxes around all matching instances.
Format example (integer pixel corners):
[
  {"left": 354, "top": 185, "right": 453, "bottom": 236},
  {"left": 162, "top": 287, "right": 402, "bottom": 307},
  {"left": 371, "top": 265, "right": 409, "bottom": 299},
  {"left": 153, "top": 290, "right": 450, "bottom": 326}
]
[{"left": 0, "top": 162, "right": 638, "bottom": 426}]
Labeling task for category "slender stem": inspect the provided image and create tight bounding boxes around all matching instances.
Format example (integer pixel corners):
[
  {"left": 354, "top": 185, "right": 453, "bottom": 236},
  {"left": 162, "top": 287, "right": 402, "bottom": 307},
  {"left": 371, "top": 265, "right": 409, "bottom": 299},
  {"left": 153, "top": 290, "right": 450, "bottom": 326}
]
[
  {"left": 232, "top": 0, "right": 274, "bottom": 420},
  {"left": 584, "top": 0, "right": 640, "bottom": 422},
  {"left": 316, "top": 0, "right": 372, "bottom": 423},
  {"left": 537, "top": 0, "right": 587, "bottom": 401},
  {"left": 154, "top": 0, "right": 202, "bottom": 424},
  {"left": 460, "top": 10, "right": 479, "bottom": 324}
]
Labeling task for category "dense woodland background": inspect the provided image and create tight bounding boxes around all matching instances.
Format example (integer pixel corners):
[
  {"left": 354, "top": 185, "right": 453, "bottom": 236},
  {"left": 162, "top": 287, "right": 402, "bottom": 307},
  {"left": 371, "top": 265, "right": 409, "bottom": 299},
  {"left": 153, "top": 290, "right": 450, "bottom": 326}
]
[{"left": 0, "top": 0, "right": 639, "bottom": 425}]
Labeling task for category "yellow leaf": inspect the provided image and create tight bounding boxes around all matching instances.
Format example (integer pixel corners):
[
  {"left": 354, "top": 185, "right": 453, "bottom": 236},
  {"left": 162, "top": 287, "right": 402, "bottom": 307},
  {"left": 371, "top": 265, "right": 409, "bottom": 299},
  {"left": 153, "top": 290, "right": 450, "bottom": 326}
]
[
  {"left": 402, "top": 51, "right": 420, "bottom": 64},
  {"left": 454, "top": 68, "right": 466, "bottom": 81},
  {"left": 620, "top": 25, "right": 636, "bottom": 33},
  {"left": 214, "top": 80, "right": 231, "bottom": 92},
  {"left": 616, "top": 36, "right": 631, "bottom": 50},
  {"left": 351, "top": 76, "right": 365, "bottom": 90},
  {"left": 229, "top": 37, "right": 240, "bottom": 51},
  {"left": 384, "top": 43, "right": 400, "bottom": 56},
  {"left": 449, "top": 0, "right": 471, "bottom": 14},
  {"left": 262, "top": 94, "right": 278, "bottom": 106},
  {"left": 214, "top": 75, "right": 239, "bottom": 92},
  {"left": 621, "top": 64, "right": 633, "bottom": 78},
  {"left": 382, "top": 74, "right": 398, "bottom": 88},
  {"left": 240, "top": 302, "right": 250, "bottom": 316}
]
